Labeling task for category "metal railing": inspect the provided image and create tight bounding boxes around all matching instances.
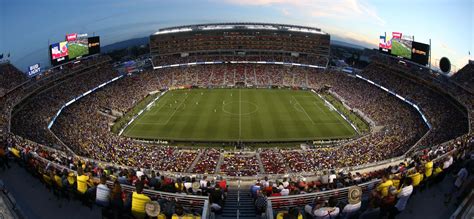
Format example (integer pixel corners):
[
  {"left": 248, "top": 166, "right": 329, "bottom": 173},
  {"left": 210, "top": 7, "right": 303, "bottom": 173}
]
[
  {"left": 17, "top": 149, "right": 210, "bottom": 218},
  {"left": 267, "top": 180, "right": 379, "bottom": 210},
  {"left": 264, "top": 145, "right": 460, "bottom": 216}
]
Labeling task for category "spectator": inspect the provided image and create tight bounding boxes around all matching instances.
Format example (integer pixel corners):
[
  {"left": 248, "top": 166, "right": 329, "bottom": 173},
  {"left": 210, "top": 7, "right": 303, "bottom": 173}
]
[
  {"left": 341, "top": 186, "right": 362, "bottom": 218},
  {"left": 110, "top": 180, "right": 124, "bottom": 219},
  {"left": 76, "top": 167, "right": 91, "bottom": 194},
  {"left": 131, "top": 182, "right": 151, "bottom": 219},
  {"left": 380, "top": 186, "right": 397, "bottom": 218},
  {"left": 255, "top": 190, "right": 267, "bottom": 217},
  {"left": 391, "top": 177, "right": 413, "bottom": 218},
  {"left": 96, "top": 175, "right": 110, "bottom": 207},
  {"left": 376, "top": 174, "right": 393, "bottom": 198}
]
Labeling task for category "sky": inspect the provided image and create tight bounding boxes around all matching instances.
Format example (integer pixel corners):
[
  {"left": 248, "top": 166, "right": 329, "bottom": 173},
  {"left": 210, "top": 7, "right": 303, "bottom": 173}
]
[{"left": 0, "top": 0, "right": 472, "bottom": 72}]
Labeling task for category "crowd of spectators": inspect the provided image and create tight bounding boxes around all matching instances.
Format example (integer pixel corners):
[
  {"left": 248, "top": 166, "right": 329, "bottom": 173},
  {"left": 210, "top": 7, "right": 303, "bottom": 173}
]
[
  {"left": 219, "top": 152, "right": 261, "bottom": 176},
  {"left": 0, "top": 56, "right": 111, "bottom": 139},
  {"left": 450, "top": 62, "right": 473, "bottom": 93},
  {"left": 0, "top": 63, "right": 28, "bottom": 97},
  {"left": 359, "top": 62, "right": 468, "bottom": 146},
  {"left": 5, "top": 57, "right": 472, "bottom": 178},
  {"left": 250, "top": 135, "right": 473, "bottom": 218},
  {"left": 5, "top": 134, "right": 215, "bottom": 218},
  {"left": 1, "top": 53, "right": 473, "bottom": 218}
]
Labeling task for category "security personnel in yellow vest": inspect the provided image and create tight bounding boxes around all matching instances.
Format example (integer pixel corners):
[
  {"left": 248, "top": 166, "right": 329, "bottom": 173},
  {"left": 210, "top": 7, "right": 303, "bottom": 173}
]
[{"left": 132, "top": 182, "right": 151, "bottom": 219}]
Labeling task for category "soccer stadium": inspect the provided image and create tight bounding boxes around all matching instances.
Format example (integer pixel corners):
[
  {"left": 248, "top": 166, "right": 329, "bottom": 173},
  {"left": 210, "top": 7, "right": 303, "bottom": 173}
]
[{"left": 0, "top": 2, "right": 473, "bottom": 219}]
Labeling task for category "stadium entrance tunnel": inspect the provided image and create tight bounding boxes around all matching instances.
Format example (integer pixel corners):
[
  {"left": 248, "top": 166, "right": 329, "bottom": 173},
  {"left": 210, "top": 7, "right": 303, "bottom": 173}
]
[{"left": 222, "top": 101, "right": 259, "bottom": 116}]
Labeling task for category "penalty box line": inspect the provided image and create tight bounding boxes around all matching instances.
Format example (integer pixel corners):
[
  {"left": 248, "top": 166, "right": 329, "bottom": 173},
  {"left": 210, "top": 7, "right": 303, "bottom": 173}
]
[{"left": 291, "top": 95, "right": 315, "bottom": 125}]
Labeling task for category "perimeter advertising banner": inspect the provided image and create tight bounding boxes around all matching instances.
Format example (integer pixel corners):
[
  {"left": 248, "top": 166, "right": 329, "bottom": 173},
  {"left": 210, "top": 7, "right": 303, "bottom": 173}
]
[{"left": 27, "top": 63, "right": 41, "bottom": 77}]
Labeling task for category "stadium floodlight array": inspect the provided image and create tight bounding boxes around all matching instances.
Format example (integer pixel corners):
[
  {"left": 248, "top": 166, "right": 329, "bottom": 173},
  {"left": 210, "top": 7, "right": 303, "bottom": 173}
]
[
  {"left": 153, "top": 60, "right": 326, "bottom": 70},
  {"left": 152, "top": 22, "right": 327, "bottom": 35},
  {"left": 153, "top": 27, "right": 193, "bottom": 35}
]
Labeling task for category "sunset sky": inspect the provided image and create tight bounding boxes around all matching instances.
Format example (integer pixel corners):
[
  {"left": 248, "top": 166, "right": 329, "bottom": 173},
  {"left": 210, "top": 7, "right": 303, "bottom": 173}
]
[{"left": 1, "top": 0, "right": 472, "bottom": 71}]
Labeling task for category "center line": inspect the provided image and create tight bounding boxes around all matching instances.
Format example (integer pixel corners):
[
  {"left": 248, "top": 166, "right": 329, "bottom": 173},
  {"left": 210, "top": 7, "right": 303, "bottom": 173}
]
[{"left": 239, "top": 88, "right": 242, "bottom": 139}]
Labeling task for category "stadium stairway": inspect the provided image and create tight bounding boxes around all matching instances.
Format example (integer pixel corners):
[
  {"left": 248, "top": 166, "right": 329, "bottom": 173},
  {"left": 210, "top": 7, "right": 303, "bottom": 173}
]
[{"left": 217, "top": 187, "right": 258, "bottom": 219}]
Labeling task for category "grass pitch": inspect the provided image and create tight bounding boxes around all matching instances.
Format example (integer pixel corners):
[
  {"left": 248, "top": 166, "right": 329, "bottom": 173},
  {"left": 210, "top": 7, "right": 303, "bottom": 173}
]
[{"left": 123, "top": 89, "right": 357, "bottom": 142}]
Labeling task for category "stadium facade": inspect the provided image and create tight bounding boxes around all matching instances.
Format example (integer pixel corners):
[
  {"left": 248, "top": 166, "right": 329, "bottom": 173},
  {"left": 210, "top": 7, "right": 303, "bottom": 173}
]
[{"left": 150, "top": 22, "right": 330, "bottom": 68}]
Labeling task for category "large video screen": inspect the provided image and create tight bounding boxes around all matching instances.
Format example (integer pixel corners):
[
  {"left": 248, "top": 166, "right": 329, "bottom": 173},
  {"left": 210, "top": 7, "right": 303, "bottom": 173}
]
[
  {"left": 49, "top": 34, "right": 101, "bottom": 66},
  {"left": 411, "top": 41, "right": 430, "bottom": 66},
  {"left": 67, "top": 33, "right": 89, "bottom": 59},
  {"left": 88, "top": 36, "right": 100, "bottom": 55},
  {"left": 50, "top": 41, "right": 69, "bottom": 66},
  {"left": 391, "top": 38, "right": 412, "bottom": 59},
  {"left": 379, "top": 35, "right": 391, "bottom": 54}
]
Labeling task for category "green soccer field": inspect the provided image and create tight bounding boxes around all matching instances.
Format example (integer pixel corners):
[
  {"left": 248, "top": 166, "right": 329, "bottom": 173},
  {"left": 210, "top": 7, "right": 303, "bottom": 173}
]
[{"left": 122, "top": 89, "right": 357, "bottom": 142}]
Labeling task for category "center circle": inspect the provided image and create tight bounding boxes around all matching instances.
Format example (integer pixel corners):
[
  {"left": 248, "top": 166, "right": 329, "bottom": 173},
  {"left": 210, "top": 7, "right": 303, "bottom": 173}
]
[{"left": 222, "top": 101, "right": 259, "bottom": 116}]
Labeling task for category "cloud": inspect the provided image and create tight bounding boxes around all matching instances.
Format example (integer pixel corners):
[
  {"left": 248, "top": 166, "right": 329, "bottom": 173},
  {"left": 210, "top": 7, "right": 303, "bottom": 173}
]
[
  {"left": 223, "top": 0, "right": 386, "bottom": 26},
  {"left": 280, "top": 8, "right": 290, "bottom": 16}
]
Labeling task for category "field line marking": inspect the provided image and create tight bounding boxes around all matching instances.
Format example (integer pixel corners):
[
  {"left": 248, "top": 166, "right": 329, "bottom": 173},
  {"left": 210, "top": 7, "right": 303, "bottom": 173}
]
[
  {"left": 148, "top": 94, "right": 171, "bottom": 116},
  {"left": 291, "top": 95, "right": 315, "bottom": 125},
  {"left": 160, "top": 93, "right": 190, "bottom": 125},
  {"left": 239, "top": 88, "right": 242, "bottom": 139},
  {"left": 312, "top": 101, "right": 330, "bottom": 117},
  {"left": 124, "top": 92, "right": 168, "bottom": 135}
]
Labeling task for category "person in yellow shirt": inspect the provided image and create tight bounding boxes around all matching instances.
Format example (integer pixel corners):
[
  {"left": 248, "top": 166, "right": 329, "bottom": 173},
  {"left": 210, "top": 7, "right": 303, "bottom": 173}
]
[
  {"left": 76, "top": 168, "right": 94, "bottom": 194},
  {"left": 433, "top": 163, "right": 443, "bottom": 184},
  {"left": 376, "top": 174, "right": 393, "bottom": 198},
  {"left": 132, "top": 182, "right": 151, "bottom": 219},
  {"left": 408, "top": 168, "right": 423, "bottom": 187},
  {"left": 392, "top": 175, "right": 401, "bottom": 190},
  {"left": 424, "top": 160, "right": 434, "bottom": 178}
]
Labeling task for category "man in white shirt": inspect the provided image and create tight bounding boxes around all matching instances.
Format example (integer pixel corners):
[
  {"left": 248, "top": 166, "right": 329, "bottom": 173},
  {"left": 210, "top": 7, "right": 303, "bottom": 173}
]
[
  {"left": 282, "top": 178, "right": 289, "bottom": 188},
  {"left": 391, "top": 178, "right": 413, "bottom": 218},
  {"left": 329, "top": 170, "right": 337, "bottom": 184},
  {"left": 262, "top": 177, "right": 270, "bottom": 188},
  {"left": 200, "top": 176, "right": 208, "bottom": 188},
  {"left": 96, "top": 175, "right": 111, "bottom": 207},
  {"left": 342, "top": 186, "right": 362, "bottom": 218},
  {"left": 280, "top": 187, "right": 290, "bottom": 196}
]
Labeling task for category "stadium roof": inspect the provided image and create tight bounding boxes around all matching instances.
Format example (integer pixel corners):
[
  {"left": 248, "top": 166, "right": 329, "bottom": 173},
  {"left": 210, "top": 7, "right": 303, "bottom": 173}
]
[{"left": 153, "top": 22, "right": 327, "bottom": 36}]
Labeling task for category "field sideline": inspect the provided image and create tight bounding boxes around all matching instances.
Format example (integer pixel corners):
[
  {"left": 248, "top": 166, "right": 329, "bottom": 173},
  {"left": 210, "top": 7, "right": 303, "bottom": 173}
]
[{"left": 123, "top": 88, "right": 357, "bottom": 142}]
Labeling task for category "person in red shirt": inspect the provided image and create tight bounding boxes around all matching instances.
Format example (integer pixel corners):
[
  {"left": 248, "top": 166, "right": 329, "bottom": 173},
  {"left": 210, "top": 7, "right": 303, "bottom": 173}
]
[{"left": 217, "top": 177, "right": 227, "bottom": 192}]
